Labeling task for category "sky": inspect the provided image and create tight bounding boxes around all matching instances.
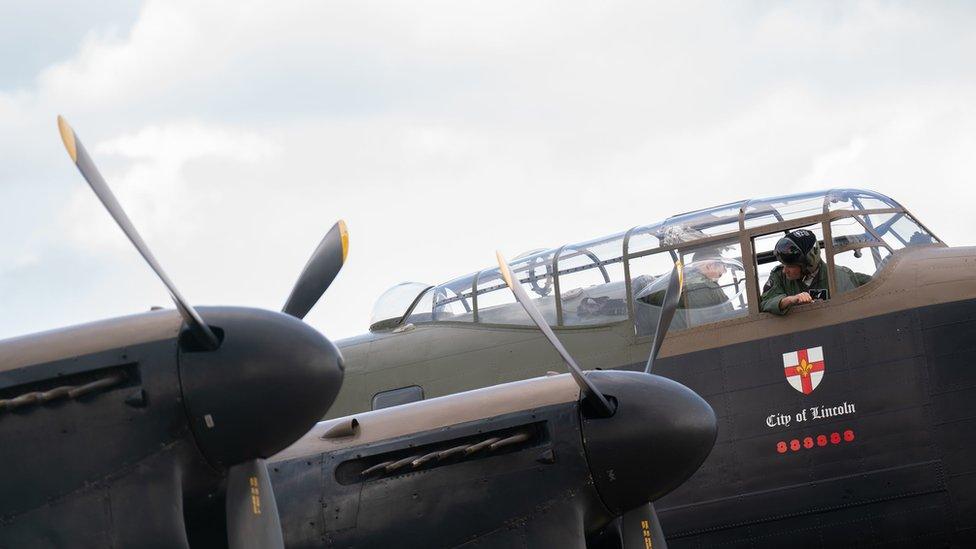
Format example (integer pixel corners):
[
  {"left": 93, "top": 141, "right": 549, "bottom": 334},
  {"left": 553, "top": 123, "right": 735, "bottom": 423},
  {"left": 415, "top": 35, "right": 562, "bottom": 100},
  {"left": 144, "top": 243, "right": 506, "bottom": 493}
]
[{"left": 1, "top": 1, "right": 975, "bottom": 342}]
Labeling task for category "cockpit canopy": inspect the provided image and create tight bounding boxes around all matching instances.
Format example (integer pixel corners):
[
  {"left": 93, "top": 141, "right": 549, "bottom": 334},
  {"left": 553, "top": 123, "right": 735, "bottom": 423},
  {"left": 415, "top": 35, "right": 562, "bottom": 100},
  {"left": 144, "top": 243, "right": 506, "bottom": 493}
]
[
  {"left": 370, "top": 189, "right": 939, "bottom": 332},
  {"left": 370, "top": 282, "right": 432, "bottom": 331}
]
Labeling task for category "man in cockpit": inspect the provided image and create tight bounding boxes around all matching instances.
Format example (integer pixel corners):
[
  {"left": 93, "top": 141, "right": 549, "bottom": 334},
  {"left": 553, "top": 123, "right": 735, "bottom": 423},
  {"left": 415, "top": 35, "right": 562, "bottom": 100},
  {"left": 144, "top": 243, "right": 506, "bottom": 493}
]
[
  {"left": 636, "top": 247, "right": 732, "bottom": 334},
  {"left": 682, "top": 248, "right": 732, "bottom": 311},
  {"left": 760, "top": 229, "right": 872, "bottom": 315}
]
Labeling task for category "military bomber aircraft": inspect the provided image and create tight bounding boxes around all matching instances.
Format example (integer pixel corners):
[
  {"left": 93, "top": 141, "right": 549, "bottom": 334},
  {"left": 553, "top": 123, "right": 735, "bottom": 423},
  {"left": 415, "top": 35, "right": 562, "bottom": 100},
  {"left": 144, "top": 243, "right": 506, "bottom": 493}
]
[{"left": 332, "top": 188, "right": 976, "bottom": 547}]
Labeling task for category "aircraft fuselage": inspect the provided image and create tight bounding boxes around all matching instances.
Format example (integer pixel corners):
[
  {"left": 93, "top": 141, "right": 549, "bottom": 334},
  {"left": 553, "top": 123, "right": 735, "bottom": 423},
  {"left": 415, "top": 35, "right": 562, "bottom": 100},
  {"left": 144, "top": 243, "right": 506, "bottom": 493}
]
[{"left": 334, "top": 245, "right": 976, "bottom": 546}]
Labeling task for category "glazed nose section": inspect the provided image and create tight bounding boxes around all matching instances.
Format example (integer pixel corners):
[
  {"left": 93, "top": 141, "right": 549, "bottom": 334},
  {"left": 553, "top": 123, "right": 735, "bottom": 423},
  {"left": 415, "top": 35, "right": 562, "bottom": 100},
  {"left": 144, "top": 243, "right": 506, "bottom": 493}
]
[
  {"left": 179, "top": 307, "right": 344, "bottom": 468},
  {"left": 581, "top": 370, "right": 716, "bottom": 515}
]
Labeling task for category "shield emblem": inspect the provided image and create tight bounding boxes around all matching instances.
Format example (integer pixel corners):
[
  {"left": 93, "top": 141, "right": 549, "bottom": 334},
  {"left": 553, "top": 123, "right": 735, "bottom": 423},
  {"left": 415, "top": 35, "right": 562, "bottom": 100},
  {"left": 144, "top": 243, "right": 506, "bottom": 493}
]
[{"left": 782, "top": 346, "right": 825, "bottom": 395}]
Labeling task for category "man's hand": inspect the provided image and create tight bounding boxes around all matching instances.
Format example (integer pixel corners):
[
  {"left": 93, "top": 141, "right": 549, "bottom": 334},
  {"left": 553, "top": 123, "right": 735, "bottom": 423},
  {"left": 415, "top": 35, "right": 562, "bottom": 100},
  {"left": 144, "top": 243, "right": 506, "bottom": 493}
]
[{"left": 779, "top": 292, "right": 813, "bottom": 311}]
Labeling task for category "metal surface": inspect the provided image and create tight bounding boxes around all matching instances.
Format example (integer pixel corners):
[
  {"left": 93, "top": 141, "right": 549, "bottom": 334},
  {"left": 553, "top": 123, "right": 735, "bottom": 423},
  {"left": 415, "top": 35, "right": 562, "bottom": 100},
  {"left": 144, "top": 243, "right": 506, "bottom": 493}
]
[
  {"left": 335, "top": 289, "right": 976, "bottom": 546},
  {"left": 581, "top": 371, "right": 716, "bottom": 514},
  {"left": 279, "top": 374, "right": 580, "bottom": 458},
  {"left": 179, "top": 307, "right": 344, "bottom": 468},
  {"left": 270, "top": 368, "right": 716, "bottom": 548},
  {"left": 0, "top": 309, "right": 182, "bottom": 374}
]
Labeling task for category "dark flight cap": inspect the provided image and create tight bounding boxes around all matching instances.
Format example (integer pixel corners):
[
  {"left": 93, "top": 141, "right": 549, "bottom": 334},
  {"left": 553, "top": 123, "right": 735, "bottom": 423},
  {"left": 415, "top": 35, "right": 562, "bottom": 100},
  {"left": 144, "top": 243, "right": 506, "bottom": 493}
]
[
  {"left": 785, "top": 229, "right": 816, "bottom": 254},
  {"left": 774, "top": 229, "right": 817, "bottom": 266}
]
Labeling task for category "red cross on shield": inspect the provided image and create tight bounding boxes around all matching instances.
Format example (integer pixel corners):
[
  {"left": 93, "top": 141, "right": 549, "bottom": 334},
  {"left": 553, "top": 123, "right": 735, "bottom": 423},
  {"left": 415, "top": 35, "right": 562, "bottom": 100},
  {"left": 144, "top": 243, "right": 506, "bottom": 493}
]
[{"left": 782, "top": 346, "right": 825, "bottom": 394}]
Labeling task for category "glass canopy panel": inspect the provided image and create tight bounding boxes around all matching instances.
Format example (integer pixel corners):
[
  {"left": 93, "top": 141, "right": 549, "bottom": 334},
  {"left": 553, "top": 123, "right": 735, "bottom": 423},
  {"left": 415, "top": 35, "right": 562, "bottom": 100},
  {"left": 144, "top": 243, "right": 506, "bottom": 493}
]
[
  {"left": 431, "top": 274, "right": 476, "bottom": 322},
  {"left": 404, "top": 288, "right": 435, "bottom": 325},
  {"left": 470, "top": 248, "right": 557, "bottom": 326},
  {"left": 861, "top": 212, "right": 937, "bottom": 249},
  {"left": 829, "top": 215, "right": 883, "bottom": 251},
  {"left": 370, "top": 282, "right": 431, "bottom": 330},
  {"left": 557, "top": 233, "right": 627, "bottom": 326},
  {"left": 741, "top": 190, "right": 830, "bottom": 230},
  {"left": 626, "top": 222, "right": 665, "bottom": 257},
  {"left": 830, "top": 216, "right": 888, "bottom": 275},
  {"left": 660, "top": 201, "right": 747, "bottom": 243},
  {"left": 474, "top": 266, "right": 536, "bottom": 326},
  {"left": 888, "top": 214, "right": 936, "bottom": 245},
  {"left": 826, "top": 189, "right": 901, "bottom": 212}
]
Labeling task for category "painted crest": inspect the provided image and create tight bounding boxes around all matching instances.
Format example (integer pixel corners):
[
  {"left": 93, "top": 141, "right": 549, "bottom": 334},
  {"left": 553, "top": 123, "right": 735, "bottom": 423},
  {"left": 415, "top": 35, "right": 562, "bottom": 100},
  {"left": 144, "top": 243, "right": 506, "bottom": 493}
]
[{"left": 782, "top": 346, "right": 825, "bottom": 395}]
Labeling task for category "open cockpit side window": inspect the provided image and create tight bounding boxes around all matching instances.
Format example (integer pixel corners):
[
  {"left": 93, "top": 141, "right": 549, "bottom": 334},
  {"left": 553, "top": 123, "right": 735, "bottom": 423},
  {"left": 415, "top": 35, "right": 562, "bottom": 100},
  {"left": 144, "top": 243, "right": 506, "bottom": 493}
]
[
  {"left": 753, "top": 224, "right": 828, "bottom": 312},
  {"left": 753, "top": 217, "right": 885, "bottom": 314}
]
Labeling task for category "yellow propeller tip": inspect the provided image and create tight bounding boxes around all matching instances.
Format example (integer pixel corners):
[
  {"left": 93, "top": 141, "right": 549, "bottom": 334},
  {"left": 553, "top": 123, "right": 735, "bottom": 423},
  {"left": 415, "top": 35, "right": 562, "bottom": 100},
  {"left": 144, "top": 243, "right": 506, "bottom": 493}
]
[
  {"left": 57, "top": 115, "right": 78, "bottom": 163},
  {"left": 495, "top": 251, "right": 514, "bottom": 289},
  {"left": 337, "top": 219, "right": 349, "bottom": 263}
]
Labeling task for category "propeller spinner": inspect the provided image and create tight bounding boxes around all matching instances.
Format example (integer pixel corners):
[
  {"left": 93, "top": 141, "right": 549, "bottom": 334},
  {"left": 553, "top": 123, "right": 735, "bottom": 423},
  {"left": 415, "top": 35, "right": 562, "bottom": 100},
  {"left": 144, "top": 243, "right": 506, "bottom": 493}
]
[
  {"left": 496, "top": 251, "right": 715, "bottom": 549},
  {"left": 57, "top": 116, "right": 349, "bottom": 549}
]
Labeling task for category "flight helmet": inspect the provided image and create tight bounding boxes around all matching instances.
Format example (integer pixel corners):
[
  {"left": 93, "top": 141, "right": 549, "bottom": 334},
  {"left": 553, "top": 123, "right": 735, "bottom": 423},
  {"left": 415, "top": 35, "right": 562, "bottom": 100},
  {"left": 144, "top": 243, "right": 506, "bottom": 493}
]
[{"left": 774, "top": 229, "right": 820, "bottom": 273}]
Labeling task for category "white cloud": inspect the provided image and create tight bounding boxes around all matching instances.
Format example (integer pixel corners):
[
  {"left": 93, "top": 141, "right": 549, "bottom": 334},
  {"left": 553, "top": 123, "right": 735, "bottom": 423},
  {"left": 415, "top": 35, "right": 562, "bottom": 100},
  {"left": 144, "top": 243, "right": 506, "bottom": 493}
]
[
  {"left": 58, "top": 122, "right": 280, "bottom": 255},
  {"left": 2, "top": 0, "right": 975, "bottom": 340}
]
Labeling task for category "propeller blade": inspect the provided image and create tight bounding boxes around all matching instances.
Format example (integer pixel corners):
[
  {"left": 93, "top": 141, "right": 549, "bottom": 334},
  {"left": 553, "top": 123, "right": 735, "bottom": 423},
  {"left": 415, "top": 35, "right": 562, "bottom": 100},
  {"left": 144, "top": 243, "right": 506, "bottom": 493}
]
[
  {"left": 644, "top": 260, "right": 684, "bottom": 374},
  {"left": 56, "top": 116, "right": 220, "bottom": 351},
  {"left": 621, "top": 502, "right": 668, "bottom": 549},
  {"left": 282, "top": 220, "right": 349, "bottom": 319},
  {"left": 226, "top": 458, "right": 284, "bottom": 549},
  {"left": 495, "top": 251, "right": 614, "bottom": 417}
]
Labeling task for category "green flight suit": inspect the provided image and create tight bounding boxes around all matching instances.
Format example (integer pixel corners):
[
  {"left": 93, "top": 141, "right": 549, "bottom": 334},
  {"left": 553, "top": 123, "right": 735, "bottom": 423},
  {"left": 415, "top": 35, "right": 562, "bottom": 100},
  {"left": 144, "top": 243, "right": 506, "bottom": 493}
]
[
  {"left": 760, "top": 260, "right": 872, "bottom": 315},
  {"left": 682, "top": 271, "right": 732, "bottom": 311}
]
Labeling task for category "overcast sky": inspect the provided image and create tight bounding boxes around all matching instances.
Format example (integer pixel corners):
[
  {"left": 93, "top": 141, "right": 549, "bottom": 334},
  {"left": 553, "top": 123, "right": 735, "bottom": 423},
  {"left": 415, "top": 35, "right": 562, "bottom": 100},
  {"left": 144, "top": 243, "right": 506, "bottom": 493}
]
[{"left": 1, "top": 1, "right": 974, "bottom": 342}]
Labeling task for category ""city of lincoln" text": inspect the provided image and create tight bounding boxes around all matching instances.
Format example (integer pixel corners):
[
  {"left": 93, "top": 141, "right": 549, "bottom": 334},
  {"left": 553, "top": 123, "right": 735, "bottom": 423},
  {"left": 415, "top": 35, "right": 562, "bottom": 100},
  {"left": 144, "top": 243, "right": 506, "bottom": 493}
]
[{"left": 765, "top": 401, "right": 856, "bottom": 428}]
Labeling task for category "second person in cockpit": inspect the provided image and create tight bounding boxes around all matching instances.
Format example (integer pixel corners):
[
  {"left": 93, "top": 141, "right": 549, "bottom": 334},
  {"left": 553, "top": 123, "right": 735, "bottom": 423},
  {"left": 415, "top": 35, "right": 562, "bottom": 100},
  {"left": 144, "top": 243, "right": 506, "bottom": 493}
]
[{"left": 760, "top": 229, "right": 872, "bottom": 315}]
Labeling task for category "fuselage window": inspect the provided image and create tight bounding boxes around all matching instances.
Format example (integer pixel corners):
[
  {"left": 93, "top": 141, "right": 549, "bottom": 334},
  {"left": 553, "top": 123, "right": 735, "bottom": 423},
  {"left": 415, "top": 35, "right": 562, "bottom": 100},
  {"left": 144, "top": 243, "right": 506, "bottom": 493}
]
[{"left": 371, "top": 385, "right": 425, "bottom": 411}]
